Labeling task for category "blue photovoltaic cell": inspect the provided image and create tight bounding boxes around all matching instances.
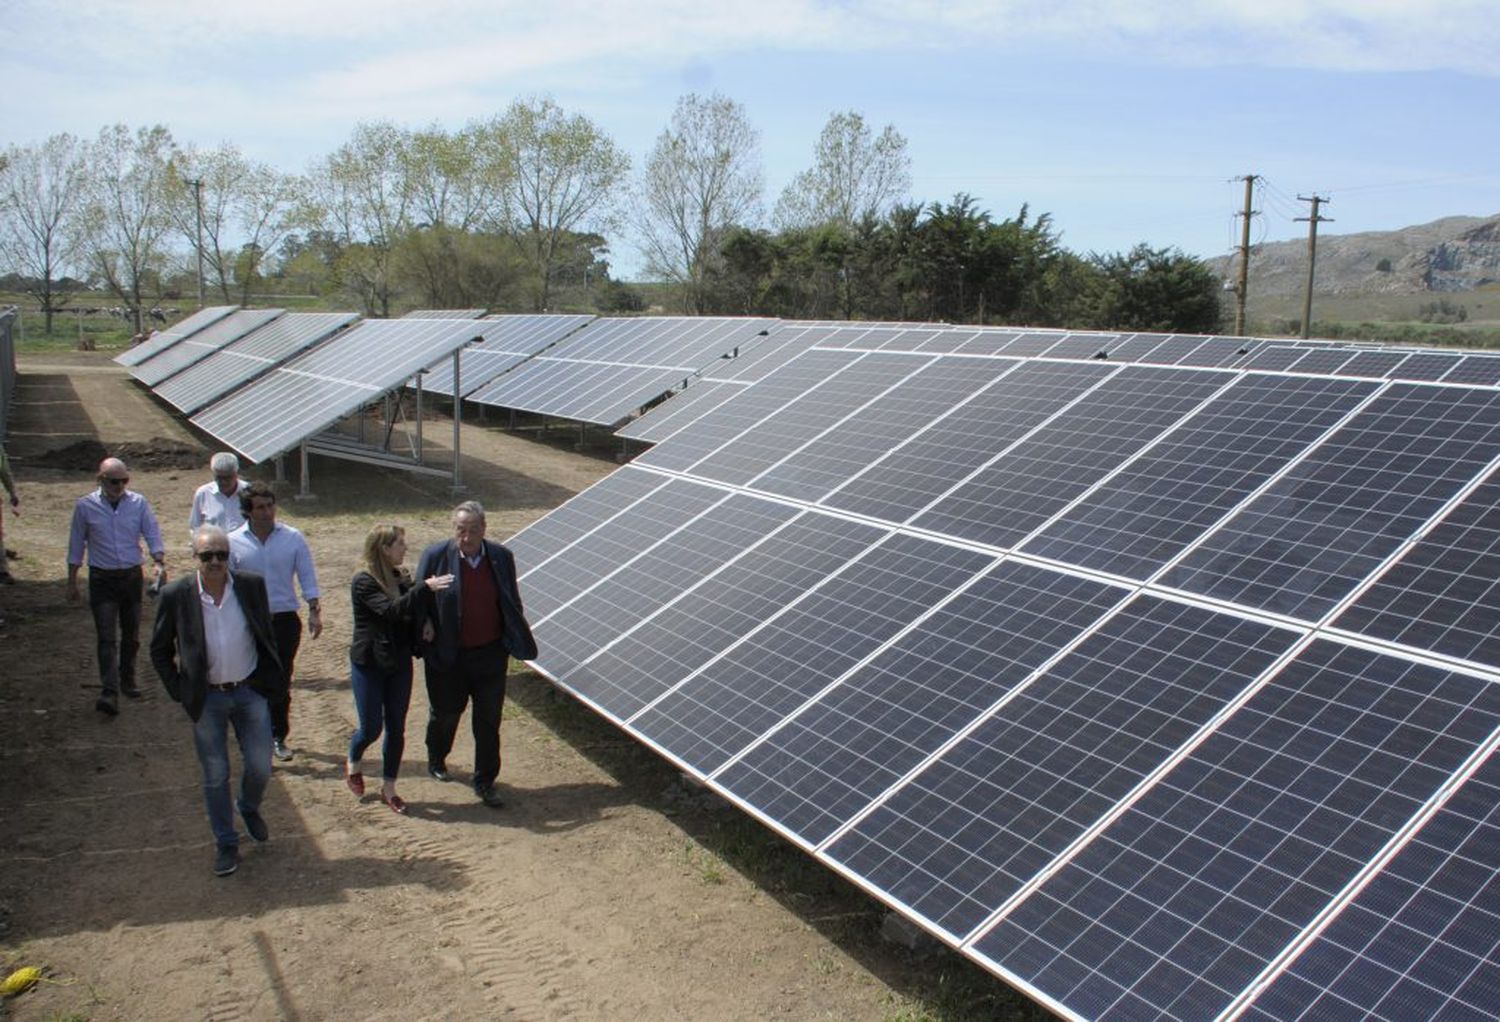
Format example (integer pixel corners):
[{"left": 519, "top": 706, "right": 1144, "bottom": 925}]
[
  {"left": 751, "top": 358, "right": 1003, "bottom": 503},
  {"left": 1442, "top": 354, "right": 1500, "bottom": 387},
  {"left": 616, "top": 380, "right": 744, "bottom": 443},
  {"left": 1242, "top": 345, "right": 1311, "bottom": 372},
  {"left": 1161, "top": 384, "right": 1500, "bottom": 621},
  {"left": 914, "top": 365, "right": 1233, "bottom": 549},
  {"left": 1334, "top": 350, "right": 1410, "bottom": 379},
  {"left": 905, "top": 328, "right": 994, "bottom": 354},
  {"left": 522, "top": 478, "right": 726, "bottom": 629},
  {"left": 420, "top": 314, "right": 592, "bottom": 397},
  {"left": 633, "top": 532, "right": 993, "bottom": 774},
  {"left": 823, "top": 359, "right": 1108, "bottom": 525},
  {"left": 1135, "top": 335, "right": 1212, "bottom": 365},
  {"left": 1244, "top": 751, "right": 1500, "bottom": 1022},
  {"left": 1285, "top": 348, "right": 1359, "bottom": 376},
  {"left": 578, "top": 510, "right": 876, "bottom": 719},
  {"left": 508, "top": 467, "right": 671, "bottom": 590},
  {"left": 1174, "top": 336, "right": 1257, "bottom": 368},
  {"left": 825, "top": 597, "right": 1298, "bottom": 940},
  {"left": 1099, "top": 333, "right": 1172, "bottom": 363},
  {"left": 540, "top": 495, "right": 804, "bottom": 717},
  {"left": 1038, "top": 333, "right": 1118, "bottom": 360},
  {"left": 691, "top": 352, "right": 928, "bottom": 487},
  {"left": 533, "top": 495, "right": 800, "bottom": 713},
  {"left": 717, "top": 562, "right": 1126, "bottom": 846},
  {"left": 1021, "top": 374, "right": 1379, "bottom": 579},
  {"left": 1390, "top": 352, "right": 1463, "bottom": 381},
  {"left": 962, "top": 331, "right": 1063, "bottom": 358},
  {"left": 1334, "top": 473, "right": 1500, "bottom": 670},
  {"left": 976, "top": 640, "right": 1500, "bottom": 1022},
  {"left": 634, "top": 348, "right": 861, "bottom": 473}
]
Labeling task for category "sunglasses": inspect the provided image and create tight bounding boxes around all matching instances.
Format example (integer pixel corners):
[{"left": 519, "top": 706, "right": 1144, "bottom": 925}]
[
  {"left": 102, "top": 476, "right": 130, "bottom": 485},
  {"left": 197, "top": 550, "right": 231, "bottom": 563}
]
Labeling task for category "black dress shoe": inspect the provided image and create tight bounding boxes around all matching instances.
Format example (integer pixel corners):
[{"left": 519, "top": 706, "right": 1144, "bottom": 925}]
[
  {"left": 427, "top": 763, "right": 453, "bottom": 783},
  {"left": 477, "top": 785, "right": 505, "bottom": 808},
  {"left": 95, "top": 692, "right": 119, "bottom": 716},
  {"left": 120, "top": 683, "right": 143, "bottom": 699},
  {"left": 213, "top": 845, "right": 240, "bottom": 877}
]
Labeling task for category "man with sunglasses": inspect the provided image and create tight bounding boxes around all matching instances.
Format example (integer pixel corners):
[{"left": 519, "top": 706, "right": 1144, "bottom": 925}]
[
  {"left": 151, "top": 526, "right": 284, "bottom": 877},
  {"left": 66, "top": 457, "right": 167, "bottom": 716}
]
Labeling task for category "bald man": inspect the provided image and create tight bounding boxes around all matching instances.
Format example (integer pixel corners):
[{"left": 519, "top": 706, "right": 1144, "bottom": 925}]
[{"left": 67, "top": 457, "right": 167, "bottom": 716}]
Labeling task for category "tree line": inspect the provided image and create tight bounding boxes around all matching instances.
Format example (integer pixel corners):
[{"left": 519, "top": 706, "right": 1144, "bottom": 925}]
[{"left": 0, "top": 94, "right": 1223, "bottom": 336}]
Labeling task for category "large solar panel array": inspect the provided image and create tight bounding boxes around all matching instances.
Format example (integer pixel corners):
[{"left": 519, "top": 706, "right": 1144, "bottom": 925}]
[
  {"left": 129, "top": 308, "right": 285, "bottom": 387},
  {"left": 190, "top": 317, "right": 486, "bottom": 463},
  {"left": 467, "top": 316, "right": 776, "bottom": 427},
  {"left": 506, "top": 325, "right": 1500, "bottom": 1021},
  {"left": 421, "top": 314, "right": 594, "bottom": 398},
  {"left": 151, "top": 312, "right": 359, "bottom": 414},
  {"left": 113, "top": 306, "right": 238, "bottom": 366}
]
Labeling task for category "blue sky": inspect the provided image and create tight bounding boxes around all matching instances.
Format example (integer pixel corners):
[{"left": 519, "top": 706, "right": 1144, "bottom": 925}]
[{"left": 4, "top": 0, "right": 1497, "bottom": 278}]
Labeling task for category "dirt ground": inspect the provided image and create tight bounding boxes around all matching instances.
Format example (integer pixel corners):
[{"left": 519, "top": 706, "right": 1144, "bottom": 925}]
[{"left": 0, "top": 352, "right": 1023, "bottom": 1022}]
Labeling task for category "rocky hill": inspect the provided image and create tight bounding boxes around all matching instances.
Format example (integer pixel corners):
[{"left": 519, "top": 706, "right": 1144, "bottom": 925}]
[{"left": 1209, "top": 214, "right": 1500, "bottom": 297}]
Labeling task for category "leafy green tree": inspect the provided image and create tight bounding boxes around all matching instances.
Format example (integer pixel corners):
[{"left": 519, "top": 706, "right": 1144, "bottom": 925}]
[
  {"left": 309, "top": 121, "right": 413, "bottom": 316},
  {"left": 501, "top": 96, "right": 629, "bottom": 311},
  {"left": 1084, "top": 244, "right": 1223, "bottom": 333},
  {"left": 80, "top": 123, "right": 179, "bottom": 333},
  {"left": 637, "top": 92, "right": 763, "bottom": 313},
  {"left": 168, "top": 142, "right": 308, "bottom": 304},
  {"left": 0, "top": 132, "right": 87, "bottom": 333},
  {"left": 774, "top": 111, "right": 910, "bottom": 230}
]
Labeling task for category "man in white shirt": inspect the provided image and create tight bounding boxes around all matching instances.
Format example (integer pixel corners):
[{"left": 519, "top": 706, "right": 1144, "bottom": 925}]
[
  {"left": 150, "top": 526, "right": 284, "bottom": 877},
  {"left": 187, "top": 452, "right": 247, "bottom": 536},
  {"left": 228, "top": 481, "right": 321, "bottom": 762}
]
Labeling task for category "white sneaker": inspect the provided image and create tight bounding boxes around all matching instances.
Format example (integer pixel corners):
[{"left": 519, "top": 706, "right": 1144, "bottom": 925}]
[{"left": 272, "top": 740, "right": 294, "bottom": 762}]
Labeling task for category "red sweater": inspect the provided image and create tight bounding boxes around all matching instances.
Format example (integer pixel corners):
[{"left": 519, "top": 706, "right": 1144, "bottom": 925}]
[{"left": 459, "top": 556, "right": 504, "bottom": 648}]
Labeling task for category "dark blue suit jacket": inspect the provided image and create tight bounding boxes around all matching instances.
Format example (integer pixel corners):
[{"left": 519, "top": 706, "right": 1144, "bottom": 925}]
[{"left": 416, "top": 538, "right": 538, "bottom": 669}]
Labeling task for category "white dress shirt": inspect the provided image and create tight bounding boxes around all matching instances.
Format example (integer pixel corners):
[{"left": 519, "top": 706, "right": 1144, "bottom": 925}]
[
  {"left": 198, "top": 573, "right": 258, "bottom": 685},
  {"left": 228, "top": 521, "right": 320, "bottom": 614}
]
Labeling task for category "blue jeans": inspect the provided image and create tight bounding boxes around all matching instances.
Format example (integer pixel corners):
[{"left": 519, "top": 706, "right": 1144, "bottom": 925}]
[
  {"left": 192, "top": 684, "right": 273, "bottom": 848},
  {"left": 349, "top": 660, "right": 413, "bottom": 781}
]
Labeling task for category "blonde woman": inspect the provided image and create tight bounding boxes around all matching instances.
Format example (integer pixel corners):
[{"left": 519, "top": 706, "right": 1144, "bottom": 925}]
[{"left": 347, "top": 525, "right": 452, "bottom": 812}]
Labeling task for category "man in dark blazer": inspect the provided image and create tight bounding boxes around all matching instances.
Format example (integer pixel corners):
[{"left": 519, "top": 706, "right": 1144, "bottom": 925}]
[
  {"left": 417, "top": 500, "right": 537, "bottom": 808},
  {"left": 151, "top": 525, "right": 284, "bottom": 876}
]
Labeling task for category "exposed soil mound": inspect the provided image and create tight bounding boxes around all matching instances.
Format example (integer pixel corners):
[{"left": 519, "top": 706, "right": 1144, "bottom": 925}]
[{"left": 43, "top": 436, "right": 208, "bottom": 472}]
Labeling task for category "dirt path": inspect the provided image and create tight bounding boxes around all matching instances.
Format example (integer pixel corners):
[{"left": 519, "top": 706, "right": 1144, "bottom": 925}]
[{"left": 0, "top": 352, "right": 1016, "bottom": 1021}]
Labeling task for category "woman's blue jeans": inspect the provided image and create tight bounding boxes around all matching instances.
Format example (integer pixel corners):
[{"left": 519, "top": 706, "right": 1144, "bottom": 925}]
[{"left": 349, "top": 659, "right": 413, "bottom": 781}]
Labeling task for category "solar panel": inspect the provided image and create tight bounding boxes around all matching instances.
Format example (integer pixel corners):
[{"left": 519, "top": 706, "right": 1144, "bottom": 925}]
[
  {"left": 619, "top": 323, "right": 888, "bottom": 443},
  {"left": 151, "top": 312, "right": 359, "bottom": 413},
  {"left": 189, "top": 318, "right": 483, "bottom": 463},
  {"left": 114, "top": 306, "right": 237, "bottom": 366},
  {"left": 503, "top": 325, "right": 1500, "bottom": 1021},
  {"left": 402, "top": 308, "right": 486, "bottom": 318},
  {"left": 420, "top": 314, "right": 593, "bottom": 398},
  {"left": 130, "top": 308, "right": 284, "bottom": 386},
  {"left": 467, "top": 316, "right": 776, "bottom": 427}
]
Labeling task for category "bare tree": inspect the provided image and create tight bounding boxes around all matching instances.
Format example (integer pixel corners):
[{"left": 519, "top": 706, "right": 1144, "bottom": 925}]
[
  {"left": 773, "top": 111, "right": 911, "bottom": 230},
  {"left": 0, "top": 133, "right": 88, "bottom": 333},
  {"left": 501, "top": 96, "right": 629, "bottom": 311},
  {"left": 637, "top": 93, "right": 763, "bottom": 313},
  {"left": 169, "top": 143, "right": 308, "bottom": 304},
  {"left": 79, "top": 124, "right": 179, "bottom": 334},
  {"left": 403, "top": 120, "right": 510, "bottom": 232},
  {"left": 308, "top": 121, "right": 413, "bottom": 317}
]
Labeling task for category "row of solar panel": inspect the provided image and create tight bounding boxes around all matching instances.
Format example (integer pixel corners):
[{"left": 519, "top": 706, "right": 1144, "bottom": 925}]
[{"left": 506, "top": 341, "right": 1500, "bottom": 1021}]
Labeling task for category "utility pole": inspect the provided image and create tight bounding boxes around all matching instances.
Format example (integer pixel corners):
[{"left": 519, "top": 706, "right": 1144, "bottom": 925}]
[
  {"left": 1295, "top": 194, "right": 1333, "bottom": 339},
  {"left": 188, "top": 177, "right": 206, "bottom": 309},
  {"left": 1233, "top": 174, "right": 1258, "bottom": 336}
]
